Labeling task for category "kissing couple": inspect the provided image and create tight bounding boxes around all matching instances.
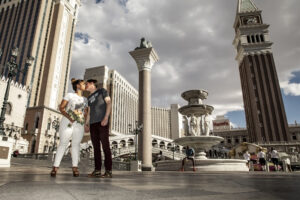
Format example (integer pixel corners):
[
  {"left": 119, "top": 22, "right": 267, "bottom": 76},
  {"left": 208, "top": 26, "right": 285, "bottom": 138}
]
[{"left": 50, "top": 78, "right": 112, "bottom": 178}]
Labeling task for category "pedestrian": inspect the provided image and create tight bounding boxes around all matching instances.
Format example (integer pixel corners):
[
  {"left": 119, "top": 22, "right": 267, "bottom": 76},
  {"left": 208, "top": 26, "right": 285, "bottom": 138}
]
[
  {"left": 257, "top": 148, "right": 266, "bottom": 171},
  {"left": 283, "top": 157, "right": 292, "bottom": 172},
  {"left": 243, "top": 150, "right": 250, "bottom": 167},
  {"left": 156, "top": 151, "right": 164, "bottom": 162},
  {"left": 50, "top": 78, "right": 87, "bottom": 177},
  {"left": 270, "top": 147, "right": 279, "bottom": 171},
  {"left": 180, "top": 146, "right": 196, "bottom": 172},
  {"left": 250, "top": 152, "right": 257, "bottom": 164},
  {"left": 85, "top": 79, "right": 112, "bottom": 178}
]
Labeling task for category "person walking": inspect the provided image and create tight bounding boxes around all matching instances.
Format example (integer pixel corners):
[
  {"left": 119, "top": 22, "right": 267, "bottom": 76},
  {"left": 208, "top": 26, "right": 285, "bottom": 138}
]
[
  {"left": 85, "top": 79, "right": 112, "bottom": 178},
  {"left": 270, "top": 148, "right": 279, "bottom": 171},
  {"left": 50, "top": 78, "right": 87, "bottom": 177},
  {"left": 257, "top": 148, "right": 266, "bottom": 171},
  {"left": 180, "top": 146, "right": 196, "bottom": 172},
  {"left": 243, "top": 150, "right": 250, "bottom": 167}
]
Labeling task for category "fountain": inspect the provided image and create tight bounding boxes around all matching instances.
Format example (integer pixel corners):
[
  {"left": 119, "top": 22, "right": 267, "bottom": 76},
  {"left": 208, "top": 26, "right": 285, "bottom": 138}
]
[{"left": 155, "top": 90, "right": 249, "bottom": 172}]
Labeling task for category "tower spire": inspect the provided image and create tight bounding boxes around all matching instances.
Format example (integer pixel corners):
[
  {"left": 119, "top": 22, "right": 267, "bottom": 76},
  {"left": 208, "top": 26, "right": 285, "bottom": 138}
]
[{"left": 237, "top": 0, "right": 259, "bottom": 13}]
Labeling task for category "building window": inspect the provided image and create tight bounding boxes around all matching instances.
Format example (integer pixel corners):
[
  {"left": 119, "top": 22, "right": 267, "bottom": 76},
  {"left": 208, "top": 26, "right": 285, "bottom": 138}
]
[
  {"left": 25, "top": 123, "right": 28, "bottom": 131},
  {"left": 292, "top": 134, "right": 297, "bottom": 140},
  {"left": 260, "top": 34, "right": 265, "bottom": 42},
  {"left": 235, "top": 138, "right": 239, "bottom": 143},
  {"left": 251, "top": 35, "right": 255, "bottom": 43},
  {"left": 242, "top": 137, "right": 247, "bottom": 142},
  {"left": 35, "top": 117, "right": 39, "bottom": 129},
  {"left": 227, "top": 139, "right": 231, "bottom": 144},
  {"left": 256, "top": 35, "right": 260, "bottom": 43},
  {"left": 247, "top": 35, "right": 251, "bottom": 43},
  {"left": 6, "top": 103, "right": 12, "bottom": 115}
]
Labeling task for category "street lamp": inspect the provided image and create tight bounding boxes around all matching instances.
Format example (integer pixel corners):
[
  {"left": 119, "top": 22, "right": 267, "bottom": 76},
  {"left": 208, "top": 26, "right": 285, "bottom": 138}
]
[
  {"left": 51, "top": 118, "right": 60, "bottom": 152},
  {"left": 0, "top": 47, "right": 34, "bottom": 137},
  {"left": 128, "top": 121, "right": 143, "bottom": 160}
]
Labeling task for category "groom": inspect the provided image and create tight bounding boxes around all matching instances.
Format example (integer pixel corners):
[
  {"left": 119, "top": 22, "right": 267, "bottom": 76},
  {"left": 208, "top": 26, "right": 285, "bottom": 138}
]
[{"left": 85, "top": 79, "right": 112, "bottom": 178}]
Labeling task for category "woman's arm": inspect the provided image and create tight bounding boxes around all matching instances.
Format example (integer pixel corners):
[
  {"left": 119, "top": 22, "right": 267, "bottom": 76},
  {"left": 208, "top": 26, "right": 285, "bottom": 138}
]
[{"left": 59, "top": 100, "right": 74, "bottom": 123}]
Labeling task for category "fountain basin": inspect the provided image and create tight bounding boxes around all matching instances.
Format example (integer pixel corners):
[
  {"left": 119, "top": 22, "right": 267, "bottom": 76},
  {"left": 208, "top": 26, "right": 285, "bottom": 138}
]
[
  {"left": 174, "top": 136, "right": 224, "bottom": 160},
  {"left": 155, "top": 159, "right": 249, "bottom": 172},
  {"left": 181, "top": 90, "right": 208, "bottom": 102},
  {"left": 179, "top": 104, "right": 214, "bottom": 116}
]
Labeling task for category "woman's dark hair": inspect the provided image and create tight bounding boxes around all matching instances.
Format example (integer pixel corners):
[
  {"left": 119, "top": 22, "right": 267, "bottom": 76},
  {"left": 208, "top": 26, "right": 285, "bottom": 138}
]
[{"left": 71, "top": 78, "right": 84, "bottom": 91}]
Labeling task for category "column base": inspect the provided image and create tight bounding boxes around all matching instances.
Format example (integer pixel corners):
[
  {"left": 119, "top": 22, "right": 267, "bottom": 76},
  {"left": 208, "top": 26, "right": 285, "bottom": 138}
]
[{"left": 142, "top": 164, "right": 153, "bottom": 171}]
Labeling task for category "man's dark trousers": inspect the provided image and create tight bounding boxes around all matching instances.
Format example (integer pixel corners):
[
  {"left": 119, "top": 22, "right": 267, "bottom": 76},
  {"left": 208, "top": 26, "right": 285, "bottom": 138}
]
[{"left": 90, "top": 122, "right": 112, "bottom": 171}]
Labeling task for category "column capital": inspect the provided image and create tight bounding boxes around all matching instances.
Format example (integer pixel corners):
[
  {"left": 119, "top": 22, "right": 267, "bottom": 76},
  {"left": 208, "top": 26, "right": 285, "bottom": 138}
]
[{"left": 129, "top": 48, "right": 159, "bottom": 72}]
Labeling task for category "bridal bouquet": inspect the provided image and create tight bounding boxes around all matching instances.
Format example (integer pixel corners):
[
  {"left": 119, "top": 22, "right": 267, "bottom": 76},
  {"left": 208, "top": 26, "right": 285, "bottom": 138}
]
[{"left": 67, "top": 109, "right": 85, "bottom": 127}]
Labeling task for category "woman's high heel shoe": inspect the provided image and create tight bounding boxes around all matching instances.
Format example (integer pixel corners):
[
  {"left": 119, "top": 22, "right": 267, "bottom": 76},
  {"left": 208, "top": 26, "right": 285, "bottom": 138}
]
[
  {"left": 72, "top": 167, "right": 79, "bottom": 177},
  {"left": 50, "top": 167, "right": 58, "bottom": 177}
]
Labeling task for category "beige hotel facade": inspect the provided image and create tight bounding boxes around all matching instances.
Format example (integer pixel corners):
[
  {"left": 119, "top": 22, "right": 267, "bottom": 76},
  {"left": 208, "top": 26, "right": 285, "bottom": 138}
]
[{"left": 84, "top": 66, "right": 181, "bottom": 140}]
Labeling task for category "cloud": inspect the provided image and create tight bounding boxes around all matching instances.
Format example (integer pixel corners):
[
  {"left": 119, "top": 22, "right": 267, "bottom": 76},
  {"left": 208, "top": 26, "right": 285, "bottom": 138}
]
[
  {"left": 281, "top": 81, "right": 300, "bottom": 96},
  {"left": 70, "top": 0, "right": 300, "bottom": 118}
]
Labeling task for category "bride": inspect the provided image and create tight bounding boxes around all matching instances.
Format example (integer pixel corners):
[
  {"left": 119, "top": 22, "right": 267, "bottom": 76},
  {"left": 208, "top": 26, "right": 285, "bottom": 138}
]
[{"left": 50, "top": 78, "right": 87, "bottom": 177}]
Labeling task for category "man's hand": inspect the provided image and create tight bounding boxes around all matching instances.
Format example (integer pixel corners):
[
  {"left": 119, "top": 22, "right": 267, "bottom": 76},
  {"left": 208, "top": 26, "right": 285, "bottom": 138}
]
[
  {"left": 84, "top": 124, "right": 90, "bottom": 133},
  {"left": 101, "top": 116, "right": 109, "bottom": 126}
]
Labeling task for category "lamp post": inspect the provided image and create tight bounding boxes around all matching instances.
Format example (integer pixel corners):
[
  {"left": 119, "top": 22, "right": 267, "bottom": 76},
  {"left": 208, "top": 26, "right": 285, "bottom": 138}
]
[
  {"left": 0, "top": 47, "right": 34, "bottom": 137},
  {"left": 128, "top": 121, "right": 143, "bottom": 160},
  {"left": 51, "top": 118, "right": 60, "bottom": 152}
]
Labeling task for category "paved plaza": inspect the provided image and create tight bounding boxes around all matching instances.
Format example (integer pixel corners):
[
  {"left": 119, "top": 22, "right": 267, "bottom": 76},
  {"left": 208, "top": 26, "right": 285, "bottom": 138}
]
[{"left": 0, "top": 159, "right": 300, "bottom": 200}]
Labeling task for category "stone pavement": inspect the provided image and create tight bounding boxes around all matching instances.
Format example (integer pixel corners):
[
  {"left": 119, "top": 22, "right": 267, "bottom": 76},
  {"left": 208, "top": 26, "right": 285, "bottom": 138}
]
[{"left": 0, "top": 161, "right": 300, "bottom": 200}]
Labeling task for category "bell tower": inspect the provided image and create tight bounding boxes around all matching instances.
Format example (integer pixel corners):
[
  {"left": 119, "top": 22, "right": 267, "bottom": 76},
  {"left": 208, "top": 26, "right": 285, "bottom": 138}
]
[{"left": 233, "top": 0, "right": 290, "bottom": 142}]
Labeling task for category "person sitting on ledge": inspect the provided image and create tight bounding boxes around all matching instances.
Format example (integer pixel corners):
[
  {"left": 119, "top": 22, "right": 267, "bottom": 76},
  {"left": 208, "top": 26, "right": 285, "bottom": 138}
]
[{"left": 180, "top": 146, "right": 196, "bottom": 172}]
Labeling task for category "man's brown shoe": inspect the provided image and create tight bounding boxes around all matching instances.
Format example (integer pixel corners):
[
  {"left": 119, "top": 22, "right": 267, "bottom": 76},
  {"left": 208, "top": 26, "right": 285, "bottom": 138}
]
[
  {"left": 88, "top": 170, "right": 102, "bottom": 178},
  {"left": 101, "top": 170, "right": 112, "bottom": 178}
]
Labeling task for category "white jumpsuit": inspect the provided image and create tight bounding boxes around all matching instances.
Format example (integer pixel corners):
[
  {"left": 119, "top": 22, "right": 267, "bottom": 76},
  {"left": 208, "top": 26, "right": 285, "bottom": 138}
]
[{"left": 53, "top": 93, "right": 87, "bottom": 167}]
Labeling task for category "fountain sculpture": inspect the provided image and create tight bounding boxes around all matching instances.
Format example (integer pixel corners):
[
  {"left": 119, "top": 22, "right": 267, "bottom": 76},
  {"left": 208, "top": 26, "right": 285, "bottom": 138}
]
[{"left": 155, "top": 90, "right": 249, "bottom": 172}]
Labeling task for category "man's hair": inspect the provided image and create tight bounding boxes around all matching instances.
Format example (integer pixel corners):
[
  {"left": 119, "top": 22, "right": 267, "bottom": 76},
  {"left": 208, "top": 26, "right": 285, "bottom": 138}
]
[{"left": 87, "top": 79, "right": 97, "bottom": 84}]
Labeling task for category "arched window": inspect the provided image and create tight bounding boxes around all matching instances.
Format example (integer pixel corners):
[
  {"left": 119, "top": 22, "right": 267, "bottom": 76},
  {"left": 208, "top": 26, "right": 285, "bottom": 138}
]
[
  {"left": 6, "top": 103, "right": 12, "bottom": 115},
  {"left": 247, "top": 35, "right": 251, "bottom": 43},
  {"left": 152, "top": 140, "right": 158, "bottom": 147},
  {"left": 256, "top": 35, "right": 260, "bottom": 43},
  {"left": 251, "top": 35, "right": 255, "bottom": 43},
  {"left": 35, "top": 117, "right": 39, "bottom": 129}
]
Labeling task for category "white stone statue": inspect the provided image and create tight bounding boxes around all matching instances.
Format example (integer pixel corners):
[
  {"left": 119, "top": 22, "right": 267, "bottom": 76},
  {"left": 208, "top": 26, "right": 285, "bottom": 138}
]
[
  {"left": 204, "top": 113, "right": 211, "bottom": 136},
  {"left": 183, "top": 116, "right": 189, "bottom": 136},
  {"left": 190, "top": 115, "right": 198, "bottom": 136},
  {"left": 199, "top": 116, "right": 204, "bottom": 135}
]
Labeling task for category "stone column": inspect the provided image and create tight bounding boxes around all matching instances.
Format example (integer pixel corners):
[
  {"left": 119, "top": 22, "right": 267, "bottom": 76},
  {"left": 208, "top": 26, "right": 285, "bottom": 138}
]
[{"left": 130, "top": 47, "right": 159, "bottom": 171}]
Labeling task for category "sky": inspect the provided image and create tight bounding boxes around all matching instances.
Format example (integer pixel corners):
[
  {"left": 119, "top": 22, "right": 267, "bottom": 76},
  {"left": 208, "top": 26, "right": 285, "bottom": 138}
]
[{"left": 70, "top": 0, "right": 300, "bottom": 128}]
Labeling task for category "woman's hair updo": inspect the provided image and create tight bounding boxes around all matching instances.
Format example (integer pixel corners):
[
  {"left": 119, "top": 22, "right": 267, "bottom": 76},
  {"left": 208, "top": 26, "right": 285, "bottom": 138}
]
[{"left": 71, "top": 78, "right": 84, "bottom": 91}]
